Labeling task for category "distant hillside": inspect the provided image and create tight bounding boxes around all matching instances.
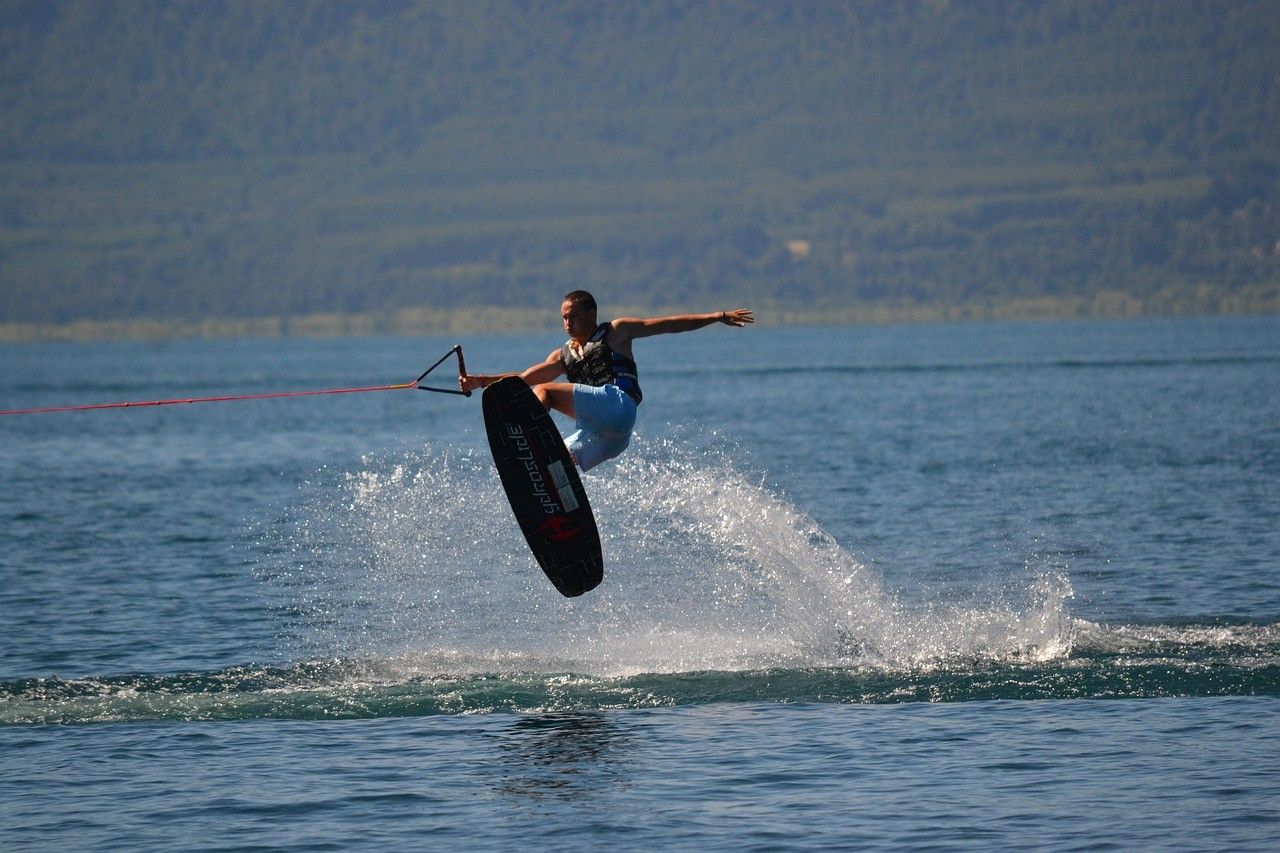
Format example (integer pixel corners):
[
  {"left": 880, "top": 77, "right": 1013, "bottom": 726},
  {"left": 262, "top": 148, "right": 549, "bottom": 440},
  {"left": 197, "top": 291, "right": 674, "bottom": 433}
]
[{"left": 1, "top": 0, "right": 1277, "bottom": 336}]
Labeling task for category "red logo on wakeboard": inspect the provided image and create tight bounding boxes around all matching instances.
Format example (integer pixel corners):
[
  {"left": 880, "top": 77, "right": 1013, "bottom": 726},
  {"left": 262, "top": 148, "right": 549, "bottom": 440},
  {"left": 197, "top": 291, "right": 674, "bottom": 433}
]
[{"left": 537, "top": 514, "right": 582, "bottom": 542}]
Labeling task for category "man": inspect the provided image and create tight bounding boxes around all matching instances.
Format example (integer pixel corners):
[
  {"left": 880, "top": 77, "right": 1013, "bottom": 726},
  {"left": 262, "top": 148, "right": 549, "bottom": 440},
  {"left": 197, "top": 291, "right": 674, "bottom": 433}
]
[{"left": 460, "top": 291, "right": 754, "bottom": 471}]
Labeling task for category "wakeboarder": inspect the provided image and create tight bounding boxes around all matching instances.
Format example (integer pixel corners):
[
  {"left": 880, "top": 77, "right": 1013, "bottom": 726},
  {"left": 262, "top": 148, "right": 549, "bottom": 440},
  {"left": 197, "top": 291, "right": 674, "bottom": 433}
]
[{"left": 460, "top": 291, "right": 754, "bottom": 470}]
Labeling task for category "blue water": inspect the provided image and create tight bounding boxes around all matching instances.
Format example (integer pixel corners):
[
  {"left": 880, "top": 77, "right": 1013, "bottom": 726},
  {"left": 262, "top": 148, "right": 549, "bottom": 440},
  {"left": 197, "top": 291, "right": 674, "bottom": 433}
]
[{"left": 2, "top": 317, "right": 1278, "bottom": 849}]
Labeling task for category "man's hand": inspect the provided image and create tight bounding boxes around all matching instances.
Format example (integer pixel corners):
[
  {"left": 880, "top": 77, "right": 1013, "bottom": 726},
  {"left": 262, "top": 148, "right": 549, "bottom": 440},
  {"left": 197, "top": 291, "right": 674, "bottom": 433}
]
[
  {"left": 459, "top": 373, "right": 488, "bottom": 394},
  {"left": 458, "top": 352, "right": 563, "bottom": 395},
  {"left": 720, "top": 309, "right": 755, "bottom": 327}
]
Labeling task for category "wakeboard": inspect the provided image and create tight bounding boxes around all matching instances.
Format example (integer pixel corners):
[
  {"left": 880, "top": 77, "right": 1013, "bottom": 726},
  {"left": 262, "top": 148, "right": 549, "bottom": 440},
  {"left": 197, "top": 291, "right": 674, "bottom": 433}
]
[{"left": 482, "top": 377, "right": 603, "bottom": 597}]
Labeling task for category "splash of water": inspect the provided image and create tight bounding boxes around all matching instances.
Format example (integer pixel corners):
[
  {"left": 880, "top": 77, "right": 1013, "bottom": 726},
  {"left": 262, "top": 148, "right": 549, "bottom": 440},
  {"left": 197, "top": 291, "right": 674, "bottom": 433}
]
[
  {"left": 270, "top": 437, "right": 1076, "bottom": 676},
  {"left": 9, "top": 442, "right": 1278, "bottom": 726}
]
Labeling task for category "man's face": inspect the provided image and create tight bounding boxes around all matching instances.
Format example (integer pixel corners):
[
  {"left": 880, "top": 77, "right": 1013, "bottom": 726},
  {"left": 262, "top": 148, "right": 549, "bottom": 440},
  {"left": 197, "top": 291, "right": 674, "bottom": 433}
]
[{"left": 561, "top": 300, "right": 595, "bottom": 342}]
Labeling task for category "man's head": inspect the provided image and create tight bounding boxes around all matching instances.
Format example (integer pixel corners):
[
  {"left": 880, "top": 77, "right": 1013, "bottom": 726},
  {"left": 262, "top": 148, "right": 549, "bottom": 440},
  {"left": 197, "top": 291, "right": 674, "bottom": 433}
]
[{"left": 561, "top": 290, "right": 597, "bottom": 342}]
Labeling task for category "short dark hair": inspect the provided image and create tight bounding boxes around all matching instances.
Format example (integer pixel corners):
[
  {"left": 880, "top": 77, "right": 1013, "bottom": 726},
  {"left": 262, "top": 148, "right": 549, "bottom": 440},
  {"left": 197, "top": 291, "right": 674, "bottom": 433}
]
[{"left": 562, "top": 290, "right": 597, "bottom": 314}]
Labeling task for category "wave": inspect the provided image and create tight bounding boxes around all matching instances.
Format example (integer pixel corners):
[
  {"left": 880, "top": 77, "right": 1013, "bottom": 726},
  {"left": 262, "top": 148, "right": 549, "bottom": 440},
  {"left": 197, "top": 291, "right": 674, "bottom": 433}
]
[
  {"left": 3, "top": 622, "right": 1278, "bottom": 725},
  {"left": 5, "top": 440, "right": 1275, "bottom": 726}
]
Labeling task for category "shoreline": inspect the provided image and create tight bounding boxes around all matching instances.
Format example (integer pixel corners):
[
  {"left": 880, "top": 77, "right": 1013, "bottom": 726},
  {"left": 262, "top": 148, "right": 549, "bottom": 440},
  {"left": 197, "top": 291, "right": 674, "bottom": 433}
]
[{"left": 2, "top": 290, "right": 1276, "bottom": 344}]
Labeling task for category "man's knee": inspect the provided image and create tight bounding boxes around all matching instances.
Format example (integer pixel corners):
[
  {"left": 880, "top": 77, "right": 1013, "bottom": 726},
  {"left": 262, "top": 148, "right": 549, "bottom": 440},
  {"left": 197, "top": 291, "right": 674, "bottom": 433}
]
[{"left": 532, "top": 383, "right": 575, "bottom": 418}]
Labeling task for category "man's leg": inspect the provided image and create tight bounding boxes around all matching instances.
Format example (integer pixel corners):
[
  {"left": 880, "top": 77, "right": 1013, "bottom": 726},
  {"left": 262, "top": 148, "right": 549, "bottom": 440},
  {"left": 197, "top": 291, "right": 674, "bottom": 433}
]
[
  {"left": 559, "top": 385, "right": 636, "bottom": 471},
  {"left": 532, "top": 382, "right": 577, "bottom": 419}
]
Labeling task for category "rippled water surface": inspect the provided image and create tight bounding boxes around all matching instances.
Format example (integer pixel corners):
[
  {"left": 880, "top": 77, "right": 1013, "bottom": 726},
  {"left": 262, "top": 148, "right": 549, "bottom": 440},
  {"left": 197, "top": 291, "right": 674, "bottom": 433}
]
[{"left": 2, "top": 317, "right": 1278, "bottom": 849}]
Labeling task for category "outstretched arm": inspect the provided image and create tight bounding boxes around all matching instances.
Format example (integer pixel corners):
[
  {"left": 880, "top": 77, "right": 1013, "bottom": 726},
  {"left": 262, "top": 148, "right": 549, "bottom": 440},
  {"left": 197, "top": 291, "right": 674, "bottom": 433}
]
[
  {"left": 613, "top": 308, "right": 754, "bottom": 341},
  {"left": 459, "top": 349, "right": 564, "bottom": 394}
]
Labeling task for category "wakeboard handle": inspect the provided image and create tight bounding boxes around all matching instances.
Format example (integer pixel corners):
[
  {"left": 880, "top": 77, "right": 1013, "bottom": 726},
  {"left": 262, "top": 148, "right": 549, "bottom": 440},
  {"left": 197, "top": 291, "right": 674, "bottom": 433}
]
[{"left": 413, "top": 344, "right": 471, "bottom": 397}]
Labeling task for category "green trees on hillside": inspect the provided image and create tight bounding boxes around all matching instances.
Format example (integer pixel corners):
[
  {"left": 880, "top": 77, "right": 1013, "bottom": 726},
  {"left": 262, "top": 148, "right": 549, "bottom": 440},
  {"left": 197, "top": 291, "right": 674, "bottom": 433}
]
[{"left": 0, "top": 0, "right": 1277, "bottom": 334}]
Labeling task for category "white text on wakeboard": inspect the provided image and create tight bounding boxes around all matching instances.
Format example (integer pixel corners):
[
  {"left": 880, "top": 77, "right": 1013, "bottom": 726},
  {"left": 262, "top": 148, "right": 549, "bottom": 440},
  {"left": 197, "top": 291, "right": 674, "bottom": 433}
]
[{"left": 507, "top": 423, "right": 559, "bottom": 514}]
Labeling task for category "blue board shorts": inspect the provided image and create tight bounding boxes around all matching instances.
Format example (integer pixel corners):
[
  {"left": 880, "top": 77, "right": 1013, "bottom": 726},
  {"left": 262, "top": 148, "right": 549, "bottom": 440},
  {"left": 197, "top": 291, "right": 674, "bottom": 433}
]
[{"left": 565, "top": 383, "right": 638, "bottom": 472}]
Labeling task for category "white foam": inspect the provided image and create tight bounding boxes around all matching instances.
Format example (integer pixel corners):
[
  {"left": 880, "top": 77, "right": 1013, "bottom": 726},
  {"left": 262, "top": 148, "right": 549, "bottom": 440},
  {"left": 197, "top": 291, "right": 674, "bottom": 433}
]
[
  {"left": 276, "top": 437, "right": 1077, "bottom": 675},
  {"left": 1073, "top": 620, "right": 1280, "bottom": 657}
]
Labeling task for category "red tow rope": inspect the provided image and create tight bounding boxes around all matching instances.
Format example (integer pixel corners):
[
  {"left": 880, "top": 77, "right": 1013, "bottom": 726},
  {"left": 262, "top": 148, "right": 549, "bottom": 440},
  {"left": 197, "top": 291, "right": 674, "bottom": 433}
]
[{"left": 0, "top": 345, "right": 469, "bottom": 416}]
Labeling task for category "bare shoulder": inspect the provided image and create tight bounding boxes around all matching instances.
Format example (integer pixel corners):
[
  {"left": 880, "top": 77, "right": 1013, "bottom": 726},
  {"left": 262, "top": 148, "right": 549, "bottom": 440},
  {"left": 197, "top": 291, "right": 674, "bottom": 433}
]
[
  {"left": 608, "top": 316, "right": 643, "bottom": 336},
  {"left": 602, "top": 317, "right": 642, "bottom": 356}
]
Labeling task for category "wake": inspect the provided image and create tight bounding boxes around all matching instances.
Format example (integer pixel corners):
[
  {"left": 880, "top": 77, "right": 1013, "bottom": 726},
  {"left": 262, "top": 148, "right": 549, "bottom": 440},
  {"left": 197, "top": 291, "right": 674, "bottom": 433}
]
[{"left": 4, "top": 622, "right": 1278, "bottom": 725}]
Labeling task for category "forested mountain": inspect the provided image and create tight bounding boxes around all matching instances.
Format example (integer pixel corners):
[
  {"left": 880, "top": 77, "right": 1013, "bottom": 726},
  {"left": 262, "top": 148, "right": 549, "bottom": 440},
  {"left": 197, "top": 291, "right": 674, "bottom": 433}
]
[{"left": 1, "top": 0, "right": 1277, "bottom": 337}]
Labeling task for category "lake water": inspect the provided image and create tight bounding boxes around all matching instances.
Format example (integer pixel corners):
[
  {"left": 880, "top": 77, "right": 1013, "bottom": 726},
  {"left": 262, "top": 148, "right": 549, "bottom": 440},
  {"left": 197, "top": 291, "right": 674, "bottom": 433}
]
[{"left": 2, "top": 316, "right": 1278, "bottom": 849}]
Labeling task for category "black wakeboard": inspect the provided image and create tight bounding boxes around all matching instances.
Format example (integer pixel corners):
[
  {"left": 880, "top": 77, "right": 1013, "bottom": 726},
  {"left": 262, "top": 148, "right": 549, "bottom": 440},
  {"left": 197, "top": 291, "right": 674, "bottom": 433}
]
[{"left": 481, "top": 376, "right": 602, "bottom": 597}]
